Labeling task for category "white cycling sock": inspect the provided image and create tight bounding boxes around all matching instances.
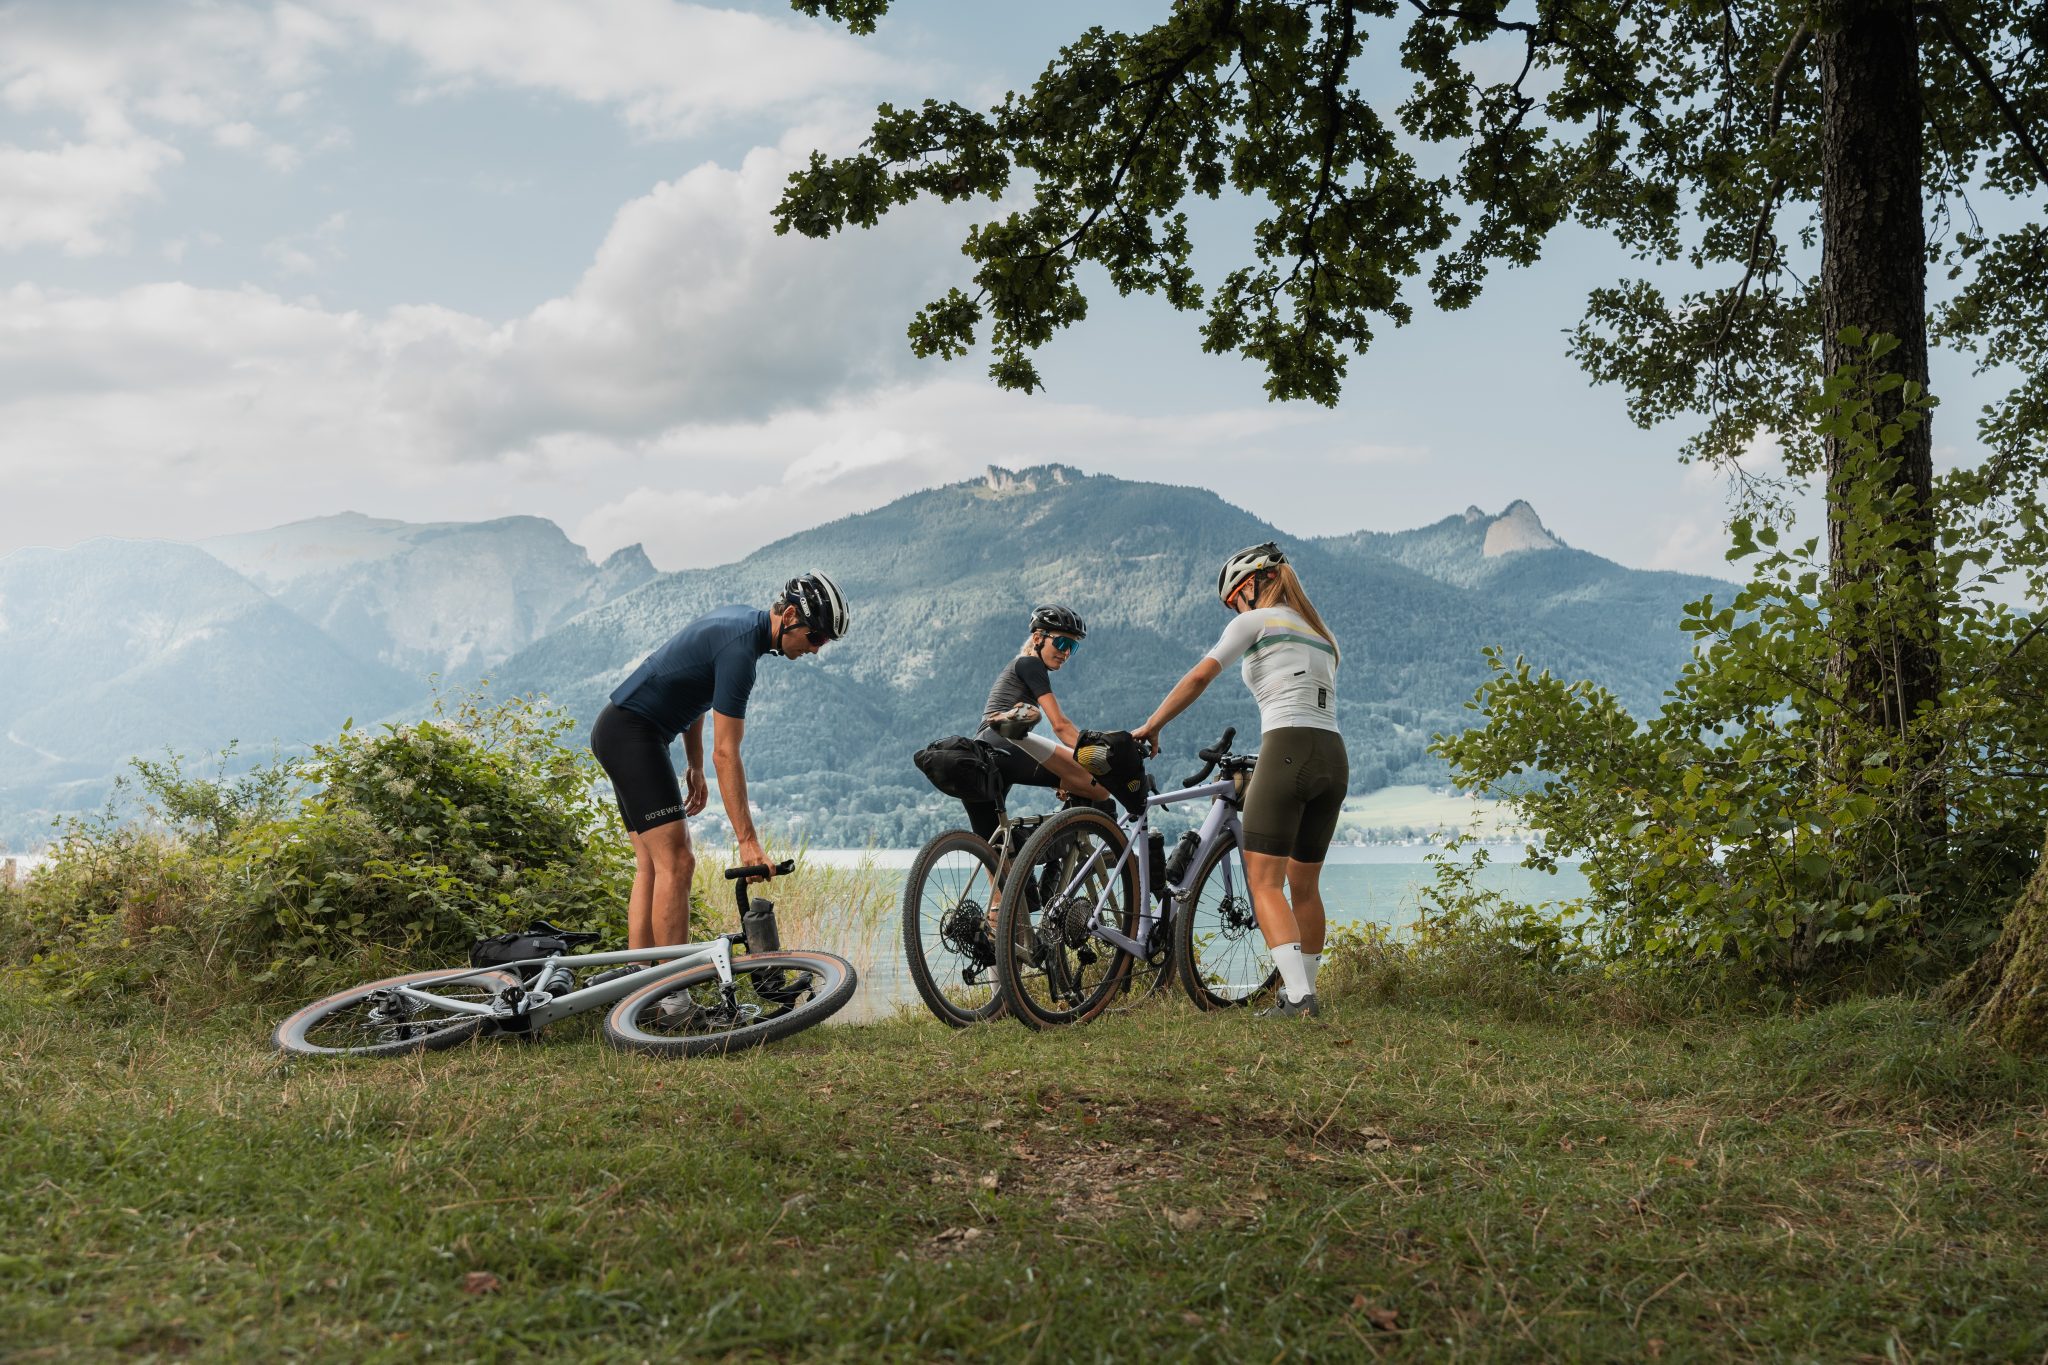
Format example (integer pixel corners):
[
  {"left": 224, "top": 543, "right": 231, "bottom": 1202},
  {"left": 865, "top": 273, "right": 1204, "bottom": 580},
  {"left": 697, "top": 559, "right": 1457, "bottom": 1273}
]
[
  {"left": 1304, "top": 952, "right": 1321, "bottom": 990},
  {"left": 1271, "top": 942, "right": 1312, "bottom": 1003}
]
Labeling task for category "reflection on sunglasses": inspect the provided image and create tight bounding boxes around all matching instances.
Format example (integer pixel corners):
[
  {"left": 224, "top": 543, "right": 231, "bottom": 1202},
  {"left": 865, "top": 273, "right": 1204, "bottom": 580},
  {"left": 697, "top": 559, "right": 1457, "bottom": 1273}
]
[{"left": 1051, "top": 636, "right": 1079, "bottom": 653}]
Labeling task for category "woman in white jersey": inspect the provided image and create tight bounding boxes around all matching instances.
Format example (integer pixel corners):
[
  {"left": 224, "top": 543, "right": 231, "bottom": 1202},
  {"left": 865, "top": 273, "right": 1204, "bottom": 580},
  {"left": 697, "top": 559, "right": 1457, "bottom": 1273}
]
[{"left": 1132, "top": 542, "right": 1345, "bottom": 1018}]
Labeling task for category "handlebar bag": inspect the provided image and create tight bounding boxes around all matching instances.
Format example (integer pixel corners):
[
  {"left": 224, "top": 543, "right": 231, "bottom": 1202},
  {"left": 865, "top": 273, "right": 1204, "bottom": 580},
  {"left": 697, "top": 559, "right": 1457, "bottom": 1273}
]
[
  {"left": 913, "top": 735, "right": 1007, "bottom": 805},
  {"left": 1073, "top": 730, "right": 1149, "bottom": 817}
]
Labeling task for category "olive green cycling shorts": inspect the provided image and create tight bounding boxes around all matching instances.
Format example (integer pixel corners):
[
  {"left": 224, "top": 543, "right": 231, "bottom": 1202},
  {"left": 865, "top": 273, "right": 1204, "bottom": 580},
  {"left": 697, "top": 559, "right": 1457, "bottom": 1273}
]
[{"left": 1240, "top": 726, "right": 1349, "bottom": 863}]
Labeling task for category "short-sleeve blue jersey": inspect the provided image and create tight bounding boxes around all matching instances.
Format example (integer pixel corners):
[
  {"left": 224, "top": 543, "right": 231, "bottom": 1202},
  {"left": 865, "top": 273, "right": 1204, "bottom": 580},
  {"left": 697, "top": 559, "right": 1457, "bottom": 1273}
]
[{"left": 609, "top": 606, "right": 772, "bottom": 742}]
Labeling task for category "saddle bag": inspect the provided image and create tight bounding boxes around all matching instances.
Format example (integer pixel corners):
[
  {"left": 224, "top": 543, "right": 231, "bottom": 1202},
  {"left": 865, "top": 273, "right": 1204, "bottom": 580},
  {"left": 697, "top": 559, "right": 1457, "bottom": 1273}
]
[{"left": 913, "top": 736, "right": 1007, "bottom": 805}]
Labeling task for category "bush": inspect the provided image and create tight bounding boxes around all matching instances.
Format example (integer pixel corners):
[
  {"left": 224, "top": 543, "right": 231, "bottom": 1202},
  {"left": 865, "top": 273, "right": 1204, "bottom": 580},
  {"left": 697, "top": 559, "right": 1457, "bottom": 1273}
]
[
  {"left": 1431, "top": 343, "right": 2048, "bottom": 996},
  {"left": 1, "top": 692, "right": 633, "bottom": 1009}
]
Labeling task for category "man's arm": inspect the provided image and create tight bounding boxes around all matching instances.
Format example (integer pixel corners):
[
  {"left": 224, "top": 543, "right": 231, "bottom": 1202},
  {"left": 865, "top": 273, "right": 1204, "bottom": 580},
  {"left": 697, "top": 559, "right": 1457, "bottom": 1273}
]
[
  {"left": 681, "top": 716, "right": 708, "bottom": 816},
  {"left": 711, "top": 709, "right": 769, "bottom": 873}
]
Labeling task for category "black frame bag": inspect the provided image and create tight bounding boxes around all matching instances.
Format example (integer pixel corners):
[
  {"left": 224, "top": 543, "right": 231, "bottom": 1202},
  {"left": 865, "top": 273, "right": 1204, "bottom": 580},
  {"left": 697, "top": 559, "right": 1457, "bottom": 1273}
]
[
  {"left": 913, "top": 736, "right": 1008, "bottom": 805},
  {"left": 469, "top": 921, "right": 601, "bottom": 975}
]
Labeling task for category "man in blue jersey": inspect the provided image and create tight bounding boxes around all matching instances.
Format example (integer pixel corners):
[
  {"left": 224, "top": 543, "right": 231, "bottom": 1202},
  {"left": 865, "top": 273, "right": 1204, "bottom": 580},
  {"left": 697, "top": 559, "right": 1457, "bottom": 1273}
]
[{"left": 590, "top": 571, "right": 850, "bottom": 948}]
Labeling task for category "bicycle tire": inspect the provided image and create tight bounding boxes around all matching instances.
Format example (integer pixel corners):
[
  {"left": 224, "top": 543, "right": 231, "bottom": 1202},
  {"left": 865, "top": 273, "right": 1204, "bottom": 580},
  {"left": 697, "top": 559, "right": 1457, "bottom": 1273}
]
[
  {"left": 602, "top": 950, "right": 857, "bottom": 1057},
  {"left": 901, "top": 829, "right": 1008, "bottom": 1027},
  {"left": 273, "top": 965, "right": 524, "bottom": 1058},
  {"left": 994, "top": 807, "right": 1139, "bottom": 1031},
  {"left": 1173, "top": 829, "right": 1280, "bottom": 1010}
]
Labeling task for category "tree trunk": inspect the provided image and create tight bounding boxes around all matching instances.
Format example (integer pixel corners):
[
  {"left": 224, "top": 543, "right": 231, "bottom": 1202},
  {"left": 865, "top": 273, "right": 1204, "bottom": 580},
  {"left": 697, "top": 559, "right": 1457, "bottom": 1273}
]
[
  {"left": 1940, "top": 825, "right": 2048, "bottom": 1053},
  {"left": 1815, "top": 0, "right": 1942, "bottom": 867}
]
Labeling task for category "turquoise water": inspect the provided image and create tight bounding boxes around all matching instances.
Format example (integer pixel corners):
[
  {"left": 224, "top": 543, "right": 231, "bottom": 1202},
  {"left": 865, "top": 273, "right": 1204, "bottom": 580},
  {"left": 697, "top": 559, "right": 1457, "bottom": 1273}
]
[{"left": 812, "top": 844, "right": 1588, "bottom": 1017}]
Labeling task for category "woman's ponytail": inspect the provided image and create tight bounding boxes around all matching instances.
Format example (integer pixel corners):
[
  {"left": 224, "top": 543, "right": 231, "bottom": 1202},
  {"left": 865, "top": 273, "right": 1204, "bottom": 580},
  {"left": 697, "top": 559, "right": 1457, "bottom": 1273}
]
[{"left": 1255, "top": 564, "right": 1340, "bottom": 664}]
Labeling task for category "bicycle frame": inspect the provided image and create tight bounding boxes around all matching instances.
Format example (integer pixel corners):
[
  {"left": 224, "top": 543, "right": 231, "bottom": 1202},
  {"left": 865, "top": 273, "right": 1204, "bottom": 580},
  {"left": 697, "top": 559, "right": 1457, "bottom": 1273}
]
[
  {"left": 386, "top": 934, "right": 741, "bottom": 1032},
  {"left": 382, "top": 859, "right": 797, "bottom": 1034},
  {"left": 1041, "top": 774, "right": 1246, "bottom": 961}
]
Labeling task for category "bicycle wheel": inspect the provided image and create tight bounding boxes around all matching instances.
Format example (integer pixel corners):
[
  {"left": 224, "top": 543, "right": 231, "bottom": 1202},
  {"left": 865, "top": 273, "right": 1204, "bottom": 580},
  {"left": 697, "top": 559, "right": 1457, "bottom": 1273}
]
[
  {"left": 994, "top": 807, "right": 1139, "bottom": 1031},
  {"left": 901, "top": 829, "right": 1008, "bottom": 1027},
  {"left": 602, "top": 950, "right": 857, "bottom": 1057},
  {"left": 273, "top": 965, "right": 522, "bottom": 1058},
  {"left": 1173, "top": 829, "right": 1280, "bottom": 1009}
]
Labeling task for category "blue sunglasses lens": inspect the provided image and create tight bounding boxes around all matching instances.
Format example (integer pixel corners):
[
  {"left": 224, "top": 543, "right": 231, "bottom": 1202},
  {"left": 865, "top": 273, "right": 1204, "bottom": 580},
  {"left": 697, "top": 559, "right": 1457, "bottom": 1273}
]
[{"left": 1053, "top": 637, "right": 1078, "bottom": 653}]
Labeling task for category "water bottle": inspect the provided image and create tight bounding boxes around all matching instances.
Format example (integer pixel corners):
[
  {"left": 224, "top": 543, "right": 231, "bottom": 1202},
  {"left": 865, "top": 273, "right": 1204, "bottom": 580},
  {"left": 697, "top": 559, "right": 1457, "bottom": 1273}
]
[
  {"left": 535, "top": 962, "right": 575, "bottom": 998},
  {"left": 1164, "top": 831, "right": 1200, "bottom": 886},
  {"left": 743, "top": 897, "right": 782, "bottom": 953}
]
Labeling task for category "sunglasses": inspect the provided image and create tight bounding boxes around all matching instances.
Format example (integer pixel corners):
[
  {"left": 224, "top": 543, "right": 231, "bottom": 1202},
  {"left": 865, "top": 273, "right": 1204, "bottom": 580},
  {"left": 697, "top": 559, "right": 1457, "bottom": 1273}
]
[{"left": 1050, "top": 636, "right": 1079, "bottom": 654}]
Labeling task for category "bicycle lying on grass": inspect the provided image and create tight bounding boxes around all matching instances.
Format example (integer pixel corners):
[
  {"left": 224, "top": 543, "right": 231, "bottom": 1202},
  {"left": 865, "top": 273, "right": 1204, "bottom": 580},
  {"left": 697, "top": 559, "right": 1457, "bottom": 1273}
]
[
  {"left": 273, "top": 862, "right": 857, "bottom": 1059},
  {"left": 994, "top": 727, "right": 1279, "bottom": 1030}
]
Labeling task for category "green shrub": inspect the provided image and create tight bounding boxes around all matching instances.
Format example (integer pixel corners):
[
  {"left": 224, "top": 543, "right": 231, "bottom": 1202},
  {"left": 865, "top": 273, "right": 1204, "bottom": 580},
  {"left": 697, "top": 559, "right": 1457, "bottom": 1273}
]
[
  {"left": 1, "top": 691, "right": 633, "bottom": 1008},
  {"left": 1432, "top": 343, "right": 2048, "bottom": 995}
]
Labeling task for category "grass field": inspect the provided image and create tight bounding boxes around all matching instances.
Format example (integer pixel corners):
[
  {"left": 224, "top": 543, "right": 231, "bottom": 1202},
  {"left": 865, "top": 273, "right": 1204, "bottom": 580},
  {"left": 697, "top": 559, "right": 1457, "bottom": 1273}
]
[{"left": 5, "top": 984, "right": 2047, "bottom": 1361}]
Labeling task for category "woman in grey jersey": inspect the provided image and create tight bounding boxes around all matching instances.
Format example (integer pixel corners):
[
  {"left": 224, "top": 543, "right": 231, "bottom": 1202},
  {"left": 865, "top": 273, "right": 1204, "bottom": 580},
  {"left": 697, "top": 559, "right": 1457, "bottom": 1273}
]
[
  {"left": 962, "top": 604, "right": 1110, "bottom": 841},
  {"left": 1132, "top": 543, "right": 1346, "bottom": 1018}
]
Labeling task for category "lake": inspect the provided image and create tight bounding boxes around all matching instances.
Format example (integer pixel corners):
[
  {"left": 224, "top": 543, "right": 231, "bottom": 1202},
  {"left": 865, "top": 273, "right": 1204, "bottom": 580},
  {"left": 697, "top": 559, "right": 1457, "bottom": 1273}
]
[{"left": 808, "top": 843, "right": 1588, "bottom": 1019}]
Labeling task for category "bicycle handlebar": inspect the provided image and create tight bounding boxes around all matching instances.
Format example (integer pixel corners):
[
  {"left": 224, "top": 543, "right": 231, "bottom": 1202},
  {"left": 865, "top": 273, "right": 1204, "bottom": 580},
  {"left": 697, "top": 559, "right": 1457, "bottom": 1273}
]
[
  {"left": 725, "top": 859, "right": 795, "bottom": 882},
  {"left": 1178, "top": 726, "right": 1237, "bottom": 789},
  {"left": 727, "top": 859, "right": 795, "bottom": 920}
]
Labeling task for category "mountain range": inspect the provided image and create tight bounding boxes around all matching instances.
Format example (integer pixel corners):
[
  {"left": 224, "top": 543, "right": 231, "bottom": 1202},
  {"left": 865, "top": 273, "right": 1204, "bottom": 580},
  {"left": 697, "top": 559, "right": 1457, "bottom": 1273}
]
[{"left": 0, "top": 467, "right": 1729, "bottom": 847}]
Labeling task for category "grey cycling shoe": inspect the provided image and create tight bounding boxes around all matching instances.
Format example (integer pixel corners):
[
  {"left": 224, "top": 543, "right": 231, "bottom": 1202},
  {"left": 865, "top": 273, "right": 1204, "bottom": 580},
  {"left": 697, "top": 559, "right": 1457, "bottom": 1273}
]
[
  {"left": 655, "top": 991, "right": 702, "bottom": 1029},
  {"left": 1257, "top": 991, "right": 1320, "bottom": 1020}
]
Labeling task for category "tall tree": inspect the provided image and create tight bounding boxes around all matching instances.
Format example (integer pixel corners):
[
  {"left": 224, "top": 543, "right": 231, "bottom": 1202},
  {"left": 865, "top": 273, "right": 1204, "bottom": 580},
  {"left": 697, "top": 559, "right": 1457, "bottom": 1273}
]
[{"left": 779, "top": 0, "right": 2047, "bottom": 1021}]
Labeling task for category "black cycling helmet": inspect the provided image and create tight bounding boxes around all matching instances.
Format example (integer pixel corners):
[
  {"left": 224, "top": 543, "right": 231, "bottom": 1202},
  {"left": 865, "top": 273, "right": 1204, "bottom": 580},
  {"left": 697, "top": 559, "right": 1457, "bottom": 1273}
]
[
  {"left": 775, "top": 570, "right": 849, "bottom": 644},
  {"left": 1217, "top": 541, "right": 1286, "bottom": 606},
  {"left": 1029, "top": 603, "right": 1086, "bottom": 639}
]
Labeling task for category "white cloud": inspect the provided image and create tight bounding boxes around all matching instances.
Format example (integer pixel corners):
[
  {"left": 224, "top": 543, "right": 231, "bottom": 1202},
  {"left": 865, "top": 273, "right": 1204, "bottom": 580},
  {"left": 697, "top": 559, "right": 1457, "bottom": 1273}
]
[
  {"left": 0, "top": 2, "right": 341, "bottom": 252},
  {"left": 346, "top": 0, "right": 902, "bottom": 138},
  {"left": 0, "top": 131, "right": 969, "bottom": 533},
  {"left": 0, "top": 135, "right": 180, "bottom": 253},
  {"left": 0, "top": 0, "right": 900, "bottom": 255}
]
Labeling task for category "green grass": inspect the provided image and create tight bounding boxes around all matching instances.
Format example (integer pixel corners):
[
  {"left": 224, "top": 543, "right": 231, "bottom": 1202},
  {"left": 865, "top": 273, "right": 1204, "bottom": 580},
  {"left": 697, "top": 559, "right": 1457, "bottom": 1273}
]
[{"left": 5, "top": 986, "right": 2047, "bottom": 1361}]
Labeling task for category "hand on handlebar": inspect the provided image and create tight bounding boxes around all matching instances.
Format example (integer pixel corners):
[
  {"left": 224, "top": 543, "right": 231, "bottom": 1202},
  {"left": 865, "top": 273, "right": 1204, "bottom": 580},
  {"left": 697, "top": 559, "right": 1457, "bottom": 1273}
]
[{"left": 737, "top": 837, "right": 771, "bottom": 880}]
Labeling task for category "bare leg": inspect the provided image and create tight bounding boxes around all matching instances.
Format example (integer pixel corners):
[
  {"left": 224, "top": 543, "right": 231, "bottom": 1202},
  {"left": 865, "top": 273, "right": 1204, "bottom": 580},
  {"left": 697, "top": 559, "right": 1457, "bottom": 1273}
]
[
  {"left": 641, "top": 820, "right": 696, "bottom": 947},
  {"left": 1043, "top": 748, "right": 1110, "bottom": 802},
  {"left": 1286, "top": 859, "right": 1327, "bottom": 955},
  {"left": 626, "top": 833, "right": 657, "bottom": 950},
  {"left": 1243, "top": 850, "right": 1301, "bottom": 950}
]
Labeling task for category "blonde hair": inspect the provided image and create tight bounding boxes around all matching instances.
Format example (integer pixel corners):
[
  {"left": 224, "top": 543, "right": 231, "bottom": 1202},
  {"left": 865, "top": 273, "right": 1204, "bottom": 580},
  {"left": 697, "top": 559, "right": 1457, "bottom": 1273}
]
[{"left": 1252, "top": 564, "right": 1340, "bottom": 664}]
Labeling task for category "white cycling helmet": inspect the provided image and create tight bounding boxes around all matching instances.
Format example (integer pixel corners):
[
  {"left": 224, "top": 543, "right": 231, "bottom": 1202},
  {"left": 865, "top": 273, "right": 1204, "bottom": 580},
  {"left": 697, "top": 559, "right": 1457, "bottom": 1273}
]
[
  {"left": 1216, "top": 541, "right": 1286, "bottom": 606},
  {"left": 777, "top": 570, "right": 849, "bottom": 641}
]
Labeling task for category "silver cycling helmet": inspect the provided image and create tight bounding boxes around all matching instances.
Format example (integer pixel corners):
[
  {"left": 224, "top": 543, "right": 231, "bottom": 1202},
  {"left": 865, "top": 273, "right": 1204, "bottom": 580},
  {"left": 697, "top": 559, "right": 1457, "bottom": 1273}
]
[
  {"left": 1028, "top": 603, "right": 1086, "bottom": 639},
  {"left": 1216, "top": 541, "right": 1286, "bottom": 606}
]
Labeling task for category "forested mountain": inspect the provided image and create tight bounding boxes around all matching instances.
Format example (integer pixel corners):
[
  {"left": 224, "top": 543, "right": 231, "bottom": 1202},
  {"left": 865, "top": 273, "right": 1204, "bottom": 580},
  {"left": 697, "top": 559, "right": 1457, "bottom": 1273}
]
[
  {"left": 0, "top": 467, "right": 1727, "bottom": 849},
  {"left": 489, "top": 466, "right": 1726, "bottom": 845}
]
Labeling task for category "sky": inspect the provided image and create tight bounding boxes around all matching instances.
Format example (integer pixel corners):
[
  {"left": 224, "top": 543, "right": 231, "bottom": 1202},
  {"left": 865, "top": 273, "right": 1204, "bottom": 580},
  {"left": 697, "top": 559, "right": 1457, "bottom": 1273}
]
[{"left": 0, "top": 0, "right": 2010, "bottom": 577}]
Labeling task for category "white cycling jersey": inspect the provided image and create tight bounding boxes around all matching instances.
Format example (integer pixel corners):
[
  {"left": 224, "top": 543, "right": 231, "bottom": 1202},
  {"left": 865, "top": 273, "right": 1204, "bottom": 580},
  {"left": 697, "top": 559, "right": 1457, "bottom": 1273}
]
[{"left": 1203, "top": 605, "right": 1340, "bottom": 734}]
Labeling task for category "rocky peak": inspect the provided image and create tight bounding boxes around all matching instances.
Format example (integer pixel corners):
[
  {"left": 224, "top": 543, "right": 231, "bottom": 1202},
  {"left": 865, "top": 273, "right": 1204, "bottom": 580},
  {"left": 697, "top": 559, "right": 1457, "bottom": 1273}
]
[
  {"left": 1481, "top": 500, "right": 1560, "bottom": 558},
  {"left": 1463, "top": 505, "right": 1486, "bottom": 524},
  {"left": 982, "top": 464, "right": 1081, "bottom": 495}
]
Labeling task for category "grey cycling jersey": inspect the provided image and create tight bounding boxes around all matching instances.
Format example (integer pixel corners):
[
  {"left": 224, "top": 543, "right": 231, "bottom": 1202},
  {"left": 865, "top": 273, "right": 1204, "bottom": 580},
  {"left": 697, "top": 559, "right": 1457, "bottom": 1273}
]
[
  {"left": 1203, "top": 605, "right": 1340, "bottom": 734},
  {"left": 981, "top": 653, "right": 1053, "bottom": 729}
]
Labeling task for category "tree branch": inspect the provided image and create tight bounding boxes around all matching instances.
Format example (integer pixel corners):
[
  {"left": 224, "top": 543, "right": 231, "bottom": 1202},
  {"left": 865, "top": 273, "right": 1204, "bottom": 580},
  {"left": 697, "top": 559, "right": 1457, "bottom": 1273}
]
[
  {"left": 1924, "top": 2, "right": 2048, "bottom": 185},
  {"left": 1714, "top": 22, "right": 1811, "bottom": 350}
]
